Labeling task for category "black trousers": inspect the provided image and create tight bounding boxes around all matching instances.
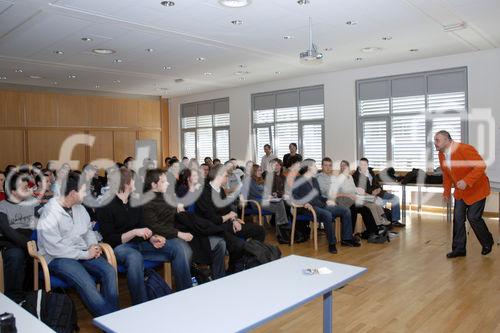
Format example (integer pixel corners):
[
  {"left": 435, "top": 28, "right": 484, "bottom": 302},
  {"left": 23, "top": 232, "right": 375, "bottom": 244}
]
[
  {"left": 350, "top": 205, "right": 379, "bottom": 235},
  {"left": 452, "top": 198, "right": 493, "bottom": 252}
]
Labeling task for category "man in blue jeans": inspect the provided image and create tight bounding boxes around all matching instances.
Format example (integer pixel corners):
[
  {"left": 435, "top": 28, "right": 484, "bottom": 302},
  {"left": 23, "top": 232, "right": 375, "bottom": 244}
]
[
  {"left": 37, "top": 171, "right": 118, "bottom": 317},
  {"left": 97, "top": 168, "right": 193, "bottom": 305},
  {"left": 292, "top": 159, "right": 361, "bottom": 254}
]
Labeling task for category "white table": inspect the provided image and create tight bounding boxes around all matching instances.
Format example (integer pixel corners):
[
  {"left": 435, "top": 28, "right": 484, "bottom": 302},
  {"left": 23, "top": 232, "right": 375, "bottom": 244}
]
[
  {"left": 94, "top": 255, "right": 366, "bottom": 333},
  {"left": 0, "top": 292, "right": 54, "bottom": 332}
]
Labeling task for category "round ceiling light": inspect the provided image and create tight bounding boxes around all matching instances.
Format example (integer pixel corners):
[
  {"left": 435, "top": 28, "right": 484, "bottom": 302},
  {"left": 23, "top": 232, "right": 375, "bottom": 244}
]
[
  {"left": 0, "top": 76, "right": 7, "bottom": 80},
  {"left": 113, "top": 59, "right": 123, "bottom": 63},
  {"left": 382, "top": 36, "right": 393, "bottom": 41},
  {"left": 297, "top": 0, "right": 310, "bottom": 5},
  {"left": 53, "top": 50, "right": 64, "bottom": 55},
  {"left": 28, "top": 75, "right": 43, "bottom": 79},
  {"left": 145, "top": 48, "right": 155, "bottom": 52},
  {"left": 361, "top": 47, "right": 381, "bottom": 53},
  {"left": 196, "top": 57, "right": 206, "bottom": 62},
  {"left": 160, "top": 1, "right": 175, "bottom": 6},
  {"left": 231, "top": 19, "right": 243, "bottom": 25},
  {"left": 163, "top": 65, "right": 172, "bottom": 70},
  {"left": 14, "top": 69, "right": 23, "bottom": 73},
  {"left": 92, "top": 48, "right": 116, "bottom": 55},
  {"left": 218, "top": 0, "right": 251, "bottom": 8},
  {"left": 355, "top": 57, "right": 363, "bottom": 61},
  {"left": 68, "top": 74, "right": 77, "bottom": 79},
  {"left": 409, "top": 48, "right": 419, "bottom": 52},
  {"left": 346, "top": 20, "right": 358, "bottom": 26},
  {"left": 283, "top": 35, "right": 294, "bottom": 40},
  {"left": 81, "top": 37, "right": 93, "bottom": 42}
]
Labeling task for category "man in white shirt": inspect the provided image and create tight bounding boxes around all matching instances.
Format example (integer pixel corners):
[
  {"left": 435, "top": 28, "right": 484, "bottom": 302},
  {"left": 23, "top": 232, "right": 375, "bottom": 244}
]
[
  {"left": 260, "top": 144, "right": 277, "bottom": 172},
  {"left": 37, "top": 171, "right": 118, "bottom": 317}
]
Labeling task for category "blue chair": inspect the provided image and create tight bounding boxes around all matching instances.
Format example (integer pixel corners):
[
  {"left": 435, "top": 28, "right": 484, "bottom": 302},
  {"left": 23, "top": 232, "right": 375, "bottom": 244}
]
[
  {"left": 291, "top": 204, "right": 319, "bottom": 250},
  {"left": 240, "top": 196, "right": 274, "bottom": 226}
]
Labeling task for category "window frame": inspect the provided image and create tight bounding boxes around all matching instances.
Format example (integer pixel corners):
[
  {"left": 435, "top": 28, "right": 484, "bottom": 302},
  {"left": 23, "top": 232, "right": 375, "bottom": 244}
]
[{"left": 356, "top": 67, "right": 469, "bottom": 171}]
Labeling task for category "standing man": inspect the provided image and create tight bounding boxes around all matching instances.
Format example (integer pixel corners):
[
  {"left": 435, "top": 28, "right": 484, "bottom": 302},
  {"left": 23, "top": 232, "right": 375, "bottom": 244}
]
[
  {"left": 434, "top": 130, "right": 493, "bottom": 258},
  {"left": 260, "top": 144, "right": 277, "bottom": 172},
  {"left": 283, "top": 143, "right": 303, "bottom": 169}
]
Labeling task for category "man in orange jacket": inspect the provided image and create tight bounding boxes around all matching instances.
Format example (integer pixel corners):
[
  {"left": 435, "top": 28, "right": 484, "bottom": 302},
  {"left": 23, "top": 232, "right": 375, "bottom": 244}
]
[{"left": 434, "top": 130, "right": 493, "bottom": 258}]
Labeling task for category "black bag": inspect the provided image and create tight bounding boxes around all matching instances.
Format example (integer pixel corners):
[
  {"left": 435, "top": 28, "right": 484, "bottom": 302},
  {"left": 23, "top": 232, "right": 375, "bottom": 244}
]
[
  {"left": 276, "top": 224, "right": 308, "bottom": 244},
  {"left": 383, "top": 208, "right": 392, "bottom": 223},
  {"left": 21, "top": 290, "right": 78, "bottom": 333},
  {"left": 376, "top": 167, "right": 402, "bottom": 183},
  {"left": 231, "top": 239, "right": 281, "bottom": 273},
  {"left": 144, "top": 269, "right": 172, "bottom": 300},
  {"left": 425, "top": 174, "right": 443, "bottom": 184},
  {"left": 400, "top": 168, "right": 426, "bottom": 185}
]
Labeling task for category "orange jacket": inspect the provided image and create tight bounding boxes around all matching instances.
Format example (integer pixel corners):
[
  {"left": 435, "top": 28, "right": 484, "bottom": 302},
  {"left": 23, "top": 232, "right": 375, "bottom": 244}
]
[{"left": 438, "top": 142, "right": 490, "bottom": 205}]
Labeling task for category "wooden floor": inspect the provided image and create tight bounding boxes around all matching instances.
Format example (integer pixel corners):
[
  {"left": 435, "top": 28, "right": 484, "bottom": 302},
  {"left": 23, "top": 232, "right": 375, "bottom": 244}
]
[{"left": 76, "top": 212, "right": 500, "bottom": 333}]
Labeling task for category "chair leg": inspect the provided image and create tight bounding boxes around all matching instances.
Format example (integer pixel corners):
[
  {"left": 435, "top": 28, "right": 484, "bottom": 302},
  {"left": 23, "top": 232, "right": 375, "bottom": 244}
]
[
  {"left": 335, "top": 217, "right": 341, "bottom": 244},
  {"left": 290, "top": 208, "right": 297, "bottom": 246},
  {"left": 0, "top": 254, "right": 4, "bottom": 293},
  {"left": 313, "top": 220, "right": 318, "bottom": 251},
  {"left": 164, "top": 262, "right": 173, "bottom": 287}
]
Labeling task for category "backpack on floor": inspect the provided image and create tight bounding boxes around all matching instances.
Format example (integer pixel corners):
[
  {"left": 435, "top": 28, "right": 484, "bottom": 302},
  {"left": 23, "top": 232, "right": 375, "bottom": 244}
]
[
  {"left": 144, "top": 268, "right": 172, "bottom": 300},
  {"left": 20, "top": 289, "right": 78, "bottom": 333},
  {"left": 276, "top": 224, "right": 308, "bottom": 244}
]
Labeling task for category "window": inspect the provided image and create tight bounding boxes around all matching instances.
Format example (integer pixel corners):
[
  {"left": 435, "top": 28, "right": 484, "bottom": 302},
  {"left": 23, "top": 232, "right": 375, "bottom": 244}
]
[
  {"left": 252, "top": 86, "right": 325, "bottom": 166},
  {"left": 357, "top": 68, "right": 468, "bottom": 170},
  {"left": 181, "top": 98, "right": 230, "bottom": 161}
]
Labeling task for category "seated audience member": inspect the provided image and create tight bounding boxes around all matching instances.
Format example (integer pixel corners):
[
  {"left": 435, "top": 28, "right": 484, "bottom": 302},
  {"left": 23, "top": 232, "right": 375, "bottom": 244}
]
[
  {"left": 283, "top": 143, "right": 303, "bottom": 169},
  {"left": 244, "top": 164, "right": 289, "bottom": 235},
  {"left": 97, "top": 168, "right": 173, "bottom": 304},
  {"left": 293, "top": 159, "right": 360, "bottom": 254},
  {"left": 123, "top": 157, "right": 135, "bottom": 170},
  {"left": 164, "top": 156, "right": 171, "bottom": 169},
  {"left": 37, "top": 172, "right": 118, "bottom": 317},
  {"left": 175, "top": 168, "right": 203, "bottom": 203},
  {"left": 33, "top": 169, "right": 53, "bottom": 204},
  {"left": 181, "top": 157, "right": 189, "bottom": 169},
  {"left": 141, "top": 169, "right": 193, "bottom": 289},
  {"left": 338, "top": 160, "right": 390, "bottom": 227},
  {"left": 196, "top": 164, "right": 265, "bottom": 243},
  {"left": 0, "top": 171, "right": 5, "bottom": 201},
  {"left": 213, "top": 159, "right": 221, "bottom": 167},
  {"left": 188, "top": 158, "right": 199, "bottom": 170},
  {"left": 353, "top": 158, "right": 404, "bottom": 227},
  {"left": 200, "top": 163, "right": 210, "bottom": 180},
  {"left": 4, "top": 165, "right": 17, "bottom": 176},
  {"left": 204, "top": 157, "right": 213, "bottom": 168},
  {"left": 223, "top": 161, "right": 242, "bottom": 196},
  {"left": 82, "top": 164, "right": 105, "bottom": 199},
  {"left": 0, "top": 173, "right": 37, "bottom": 301},
  {"left": 260, "top": 144, "right": 277, "bottom": 173}
]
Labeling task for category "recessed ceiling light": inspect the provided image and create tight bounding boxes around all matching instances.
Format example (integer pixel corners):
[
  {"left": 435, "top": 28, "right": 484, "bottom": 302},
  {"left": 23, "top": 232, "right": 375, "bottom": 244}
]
[
  {"left": 92, "top": 48, "right": 116, "bottom": 55},
  {"left": 382, "top": 36, "right": 392, "bottom": 41},
  {"left": 231, "top": 19, "right": 243, "bottom": 25},
  {"left": 443, "top": 22, "right": 467, "bottom": 32},
  {"left": 233, "top": 70, "right": 249, "bottom": 75},
  {"left": 239, "top": 77, "right": 246, "bottom": 81},
  {"left": 274, "top": 71, "right": 280, "bottom": 75},
  {"left": 355, "top": 57, "right": 363, "bottom": 61},
  {"left": 238, "top": 64, "right": 247, "bottom": 68},
  {"left": 95, "top": 84, "right": 100, "bottom": 89},
  {"left": 203, "top": 72, "right": 213, "bottom": 76},
  {"left": 145, "top": 48, "right": 154, "bottom": 52},
  {"left": 0, "top": 76, "right": 7, "bottom": 80},
  {"left": 160, "top": 1, "right": 175, "bottom": 6},
  {"left": 68, "top": 74, "right": 77, "bottom": 79},
  {"left": 113, "top": 80, "right": 121, "bottom": 84},
  {"left": 81, "top": 37, "right": 93, "bottom": 42},
  {"left": 346, "top": 20, "right": 358, "bottom": 26},
  {"left": 218, "top": 0, "right": 251, "bottom": 8},
  {"left": 14, "top": 69, "right": 23, "bottom": 73},
  {"left": 28, "top": 75, "right": 43, "bottom": 79},
  {"left": 323, "top": 47, "right": 333, "bottom": 51},
  {"left": 361, "top": 47, "right": 381, "bottom": 53},
  {"left": 409, "top": 48, "right": 419, "bottom": 52},
  {"left": 283, "top": 35, "right": 294, "bottom": 40},
  {"left": 297, "top": 0, "right": 310, "bottom": 4},
  {"left": 113, "top": 59, "right": 123, "bottom": 63},
  {"left": 53, "top": 50, "right": 64, "bottom": 55},
  {"left": 162, "top": 65, "right": 172, "bottom": 70},
  {"left": 196, "top": 57, "right": 205, "bottom": 62}
]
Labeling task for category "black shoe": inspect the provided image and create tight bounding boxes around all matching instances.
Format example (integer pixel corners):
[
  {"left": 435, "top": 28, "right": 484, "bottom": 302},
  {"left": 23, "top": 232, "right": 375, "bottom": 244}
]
[
  {"left": 367, "top": 234, "right": 387, "bottom": 244},
  {"left": 341, "top": 239, "right": 361, "bottom": 247},
  {"left": 391, "top": 221, "right": 406, "bottom": 227},
  {"left": 446, "top": 251, "right": 466, "bottom": 258},
  {"left": 328, "top": 244, "right": 337, "bottom": 254},
  {"left": 481, "top": 244, "right": 493, "bottom": 255}
]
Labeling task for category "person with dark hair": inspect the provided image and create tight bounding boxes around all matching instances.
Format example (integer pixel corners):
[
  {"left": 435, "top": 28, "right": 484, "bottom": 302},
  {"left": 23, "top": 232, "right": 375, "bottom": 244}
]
[
  {"left": 97, "top": 168, "right": 168, "bottom": 304},
  {"left": 33, "top": 169, "right": 53, "bottom": 204},
  {"left": 123, "top": 157, "right": 135, "bottom": 170},
  {"left": 213, "top": 158, "right": 221, "bottom": 167},
  {"left": 293, "top": 159, "right": 360, "bottom": 254},
  {"left": 196, "top": 164, "right": 265, "bottom": 244},
  {"left": 188, "top": 158, "right": 199, "bottom": 170},
  {"left": 204, "top": 157, "right": 213, "bottom": 168},
  {"left": 353, "top": 158, "right": 403, "bottom": 227},
  {"left": 164, "top": 156, "right": 171, "bottom": 169},
  {"left": 175, "top": 168, "right": 203, "bottom": 201},
  {"left": 434, "top": 130, "right": 494, "bottom": 258},
  {"left": 181, "top": 157, "right": 189, "bottom": 169},
  {"left": 283, "top": 143, "right": 303, "bottom": 169},
  {"left": 37, "top": 171, "right": 118, "bottom": 317},
  {"left": 4, "top": 165, "right": 16, "bottom": 175},
  {"left": 141, "top": 169, "right": 193, "bottom": 290},
  {"left": 200, "top": 163, "right": 210, "bottom": 179},
  {"left": 82, "top": 164, "right": 104, "bottom": 199},
  {"left": 32, "top": 162, "right": 43, "bottom": 171},
  {"left": 0, "top": 172, "right": 37, "bottom": 301},
  {"left": 0, "top": 171, "right": 5, "bottom": 201}
]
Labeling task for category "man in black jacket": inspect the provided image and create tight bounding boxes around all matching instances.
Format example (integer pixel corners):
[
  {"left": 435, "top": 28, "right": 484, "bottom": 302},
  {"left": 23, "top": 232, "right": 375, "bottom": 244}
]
[
  {"left": 196, "top": 165, "right": 265, "bottom": 244},
  {"left": 352, "top": 158, "right": 403, "bottom": 227},
  {"left": 292, "top": 160, "right": 360, "bottom": 254}
]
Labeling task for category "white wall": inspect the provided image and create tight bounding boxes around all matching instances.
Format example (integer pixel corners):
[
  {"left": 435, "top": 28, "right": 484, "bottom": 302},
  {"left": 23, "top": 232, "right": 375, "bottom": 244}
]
[{"left": 170, "top": 48, "right": 500, "bottom": 213}]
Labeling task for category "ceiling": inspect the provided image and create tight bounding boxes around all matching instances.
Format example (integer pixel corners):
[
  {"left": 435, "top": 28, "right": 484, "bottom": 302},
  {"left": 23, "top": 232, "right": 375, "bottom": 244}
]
[{"left": 0, "top": 0, "right": 498, "bottom": 97}]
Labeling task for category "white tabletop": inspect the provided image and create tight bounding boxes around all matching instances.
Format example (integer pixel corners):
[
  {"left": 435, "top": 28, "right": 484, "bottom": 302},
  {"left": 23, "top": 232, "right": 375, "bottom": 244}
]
[
  {"left": 0, "top": 292, "right": 55, "bottom": 333},
  {"left": 94, "top": 255, "right": 366, "bottom": 333}
]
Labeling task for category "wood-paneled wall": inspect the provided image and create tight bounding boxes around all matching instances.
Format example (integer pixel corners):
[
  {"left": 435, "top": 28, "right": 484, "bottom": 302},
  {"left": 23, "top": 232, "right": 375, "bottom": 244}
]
[{"left": 0, "top": 89, "right": 168, "bottom": 170}]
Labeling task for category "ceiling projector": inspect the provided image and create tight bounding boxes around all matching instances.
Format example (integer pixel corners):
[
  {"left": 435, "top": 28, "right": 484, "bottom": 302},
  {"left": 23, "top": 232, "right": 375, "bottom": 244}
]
[{"left": 300, "top": 17, "right": 324, "bottom": 64}]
